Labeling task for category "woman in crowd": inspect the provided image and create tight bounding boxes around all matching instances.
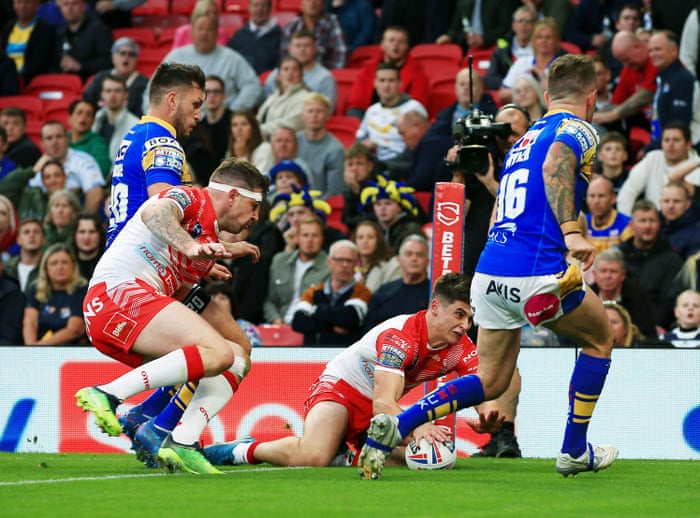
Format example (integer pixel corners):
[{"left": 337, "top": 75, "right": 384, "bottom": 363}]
[
  {"left": 227, "top": 110, "right": 274, "bottom": 176},
  {"left": 43, "top": 189, "right": 81, "bottom": 249},
  {"left": 22, "top": 243, "right": 88, "bottom": 346},
  {"left": 512, "top": 75, "right": 546, "bottom": 122},
  {"left": 171, "top": 0, "right": 228, "bottom": 49},
  {"left": 256, "top": 56, "right": 309, "bottom": 139},
  {"left": 353, "top": 219, "right": 399, "bottom": 292},
  {"left": 71, "top": 212, "right": 106, "bottom": 281},
  {"left": 0, "top": 194, "right": 18, "bottom": 261}
]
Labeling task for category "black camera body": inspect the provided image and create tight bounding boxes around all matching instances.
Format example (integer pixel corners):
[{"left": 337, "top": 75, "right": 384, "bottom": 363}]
[{"left": 452, "top": 109, "right": 512, "bottom": 176}]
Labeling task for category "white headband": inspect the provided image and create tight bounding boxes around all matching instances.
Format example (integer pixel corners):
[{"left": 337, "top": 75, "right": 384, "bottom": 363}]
[{"left": 208, "top": 182, "right": 263, "bottom": 202}]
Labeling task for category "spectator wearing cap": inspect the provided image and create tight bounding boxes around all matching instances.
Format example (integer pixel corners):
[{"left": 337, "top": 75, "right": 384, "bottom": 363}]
[
  {"left": 360, "top": 174, "right": 425, "bottom": 252},
  {"left": 268, "top": 159, "right": 308, "bottom": 202},
  {"left": 1, "top": 0, "right": 57, "bottom": 85},
  {"left": 82, "top": 36, "right": 149, "bottom": 117},
  {"left": 270, "top": 184, "right": 346, "bottom": 252}
]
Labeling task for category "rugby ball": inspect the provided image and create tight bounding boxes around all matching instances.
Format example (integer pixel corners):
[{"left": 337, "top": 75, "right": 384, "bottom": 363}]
[{"left": 405, "top": 438, "right": 456, "bottom": 470}]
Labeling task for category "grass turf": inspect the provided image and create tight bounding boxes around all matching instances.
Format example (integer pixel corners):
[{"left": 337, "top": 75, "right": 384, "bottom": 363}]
[{"left": 0, "top": 454, "right": 697, "bottom": 517}]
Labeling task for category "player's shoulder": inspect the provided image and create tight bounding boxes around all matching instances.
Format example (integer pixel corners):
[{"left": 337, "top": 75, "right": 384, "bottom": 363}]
[{"left": 555, "top": 114, "right": 599, "bottom": 150}]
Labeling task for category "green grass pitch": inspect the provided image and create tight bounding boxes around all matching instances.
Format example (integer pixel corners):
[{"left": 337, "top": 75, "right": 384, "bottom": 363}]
[{"left": 0, "top": 454, "right": 698, "bottom": 517}]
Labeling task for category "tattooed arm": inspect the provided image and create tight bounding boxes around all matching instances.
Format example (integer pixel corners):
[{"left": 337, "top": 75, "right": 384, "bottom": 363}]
[{"left": 542, "top": 141, "right": 596, "bottom": 269}]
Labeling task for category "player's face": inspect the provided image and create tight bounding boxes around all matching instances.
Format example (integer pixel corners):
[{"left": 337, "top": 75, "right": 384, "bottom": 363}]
[
  {"left": 674, "top": 292, "right": 700, "bottom": 328},
  {"left": 593, "top": 260, "right": 625, "bottom": 292},
  {"left": 46, "top": 250, "right": 75, "bottom": 287},
  {"left": 74, "top": 219, "right": 101, "bottom": 254},
  {"left": 354, "top": 223, "right": 378, "bottom": 257},
  {"left": 223, "top": 187, "right": 262, "bottom": 233},
  {"left": 172, "top": 86, "right": 204, "bottom": 139},
  {"left": 17, "top": 222, "right": 44, "bottom": 252},
  {"left": 586, "top": 180, "right": 615, "bottom": 217},
  {"left": 659, "top": 185, "right": 690, "bottom": 222},
  {"left": 605, "top": 307, "right": 627, "bottom": 346},
  {"left": 432, "top": 299, "right": 473, "bottom": 345}
]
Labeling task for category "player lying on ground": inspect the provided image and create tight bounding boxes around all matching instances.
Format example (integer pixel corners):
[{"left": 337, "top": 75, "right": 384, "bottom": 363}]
[
  {"left": 75, "top": 158, "right": 268, "bottom": 474},
  {"left": 202, "top": 272, "right": 503, "bottom": 468}
]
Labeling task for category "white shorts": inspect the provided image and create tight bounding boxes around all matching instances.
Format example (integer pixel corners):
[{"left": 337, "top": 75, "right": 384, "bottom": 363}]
[{"left": 471, "top": 263, "right": 586, "bottom": 330}]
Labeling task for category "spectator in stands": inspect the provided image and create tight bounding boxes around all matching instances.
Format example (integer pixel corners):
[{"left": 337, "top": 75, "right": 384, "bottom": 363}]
[
  {"left": 296, "top": 92, "right": 345, "bottom": 198},
  {"left": 385, "top": 109, "right": 430, "bottom": 186},
  {"left": 584, "top": 176, "right": 633, "bottom": 253},
  {"left": 67, "top": 99, "right": 111, "bottom": 179},
  {"left": 263, "top": 29, "right": 337, "bottom": 112},
  {"left": 617, "top": 122, "right": 700, "bottom": 215},
  {"left": 590, "top": 246, "right": 656, "bottom": 338},
  {"left": 52, "top": 0, "right": 112, "bottom": 82},
  {"left": 363, "top": 232, "right": 430, "bottom": 330},
  {"left": 0, "top": 127, "right": 17, "bottom": 183},
  {"left": 22, "top": 242, "right": 87, "bottom": 345},
  {"left": 228, "top": 0, "right": 281, "bottom": 75},
  {"left": 92, "top": 74, "right": 139, "bottom": 163},
  {"left": 499, "top": 17, "right": 564, "bottom": 105},
  {"left": 619, "top": 199, "right": 684, "bottom": 331},
  {"left": 658, "top": 181, "right": 700, "bottom": 260},
  {"left": 0, "top": 259, "right": 24, "bottom": 344},
  {"left": 647, "top": 30, "right": 700, "bottom": 150},
  {"left": 91, "top": 0, "right": 147, "bottom": 29},
  {"left": 593, "top": 55, "right": 615, "bottom": 116},
  {"left": 680, "top": 5, "right": 700, "bottom": 79},
  {"left": 1, "top": 0, "right": 56, "bottom": 85},
  {"left": 227, "top": 110, "right": 274, "bottom": 180},
  {"left": 29, "top": 121, "right": 105, "bottom": 213},
  {"left": 263, "top": 215, "right": 330, "bottom": 325},
  {"left": 2, "top": 217, "right": 44, "bottom": 293},
  {"left": 257, "top": 56, "right": 309, "bottom": 140},
  {"left": 0, "top": 159, "right": 66, "bottom": 222},
  {"left": 0, "top": 107, "right": 40, "bottom": 168},
  {"left": 159, "top": 7, "right": 262, "bottom": 113},
  {"left": 592, "top": 30, "right": 656, "bottom": 135},
  {"left": 483, "top": 5, "right": 536, "bottom": 91},
  {"left": 292, "top": 239, "right": 371, "bottom": 346},
  {"left": 0, "top": 193, "right": 18, "bottom": 260},
  {"left": 356, "top": 62, "right": 428, "bottom": 163},
  {"left": 592, "top": 131, "right": 629, "bottom": 191},
  {"left": 377, "top": 0, "right": 453, "bottom": 47},
  {"left": 268, "top": 159, "right": 308, "bottom": 203},
  {"left": 269, "top": 125, "right": 312, "bottom": 177},
  {"left": 649, "top": 0, "right": 694, "bottom": 41},
  {"left": 171, "top": 0, "right": 228, "bottom": 49},
  {"left": 437, "top": 0, "right": 520, "bottom": 51},
  {"left": 670, "top": 250, "right": 700, "bottom": 300},
  {"left": 0, "top": 49, "right": 19, "bottom": 96},
  {"left": 43, "top": 188, "right": 80, "bottom": 248},
  {"left": 596, "top": 3, "right": 643, "bottom": 85},
  {"left": 360, "top": 175, "right": 424, "bottom": 252},
  {"left": 82, "top": 37, "right": 149, "bottom": 118},
  {"left": 281, "top": 0, "right": 347, "bottom": 69},
  {"left": 604, "top": 302, "right": 645, "bottom": 347},
  {"left": 341, "top": 143, "right": 378, "bottom": 233},
  {"left": 564, "top": 0, "right": 639, "bottom": 54},
  {"left": 325, "top": 0, "right": 375, "bottom": 55},
  {"left": 660, "top": 289, "right": 700, "bottom": 347},
  {"left": 512, "top": 74, "right": 546, "bottom": 122},
  {"left": 521, "top": 0, "right": 572, "bottom": 40},
  {"left": 347, "top": 25, "right": 429, "bottom": 119},
  {"left": 70, "top": 211, "right": 104, "bottom": 281},
  {"left": 352, "top": 219, "right": 399, "bottom": 293}
]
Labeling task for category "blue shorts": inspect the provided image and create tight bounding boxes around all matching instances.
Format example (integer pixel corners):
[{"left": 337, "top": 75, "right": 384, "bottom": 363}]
[{"left": 471, "top": 262, "right": 586, "bottom": 330}]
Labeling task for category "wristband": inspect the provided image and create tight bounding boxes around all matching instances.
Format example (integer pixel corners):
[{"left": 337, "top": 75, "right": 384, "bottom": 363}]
[
  {"left": 564, "top": 231, "right": 582, "bottom": 236},
  {"left": 560, "top": 220, "right": 580, "bottom": 235},
  {"left": 182, "top": 284, "right": 211, "bottom": 314}
]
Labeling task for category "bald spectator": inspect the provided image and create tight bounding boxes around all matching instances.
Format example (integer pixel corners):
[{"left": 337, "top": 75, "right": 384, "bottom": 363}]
[
  {"left": 584, "top": 176, "right": 633, "bottom": 253},
  {"left": 52, "top": 0, "right": 112, "bottom": 82},
  {"left": 346, "top": 25, "right": 430, "bottom": 119},
  {"left": 1, "top": 0, "right": 56, "bottom": 85}
]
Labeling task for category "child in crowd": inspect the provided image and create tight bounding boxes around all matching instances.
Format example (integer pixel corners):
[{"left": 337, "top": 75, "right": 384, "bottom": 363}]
[
  {"left": 592, "top": 131, "right": 630, "bottom": 192},
  {"left": 661, "top": 289, "right": 700, "bottom": 348}
]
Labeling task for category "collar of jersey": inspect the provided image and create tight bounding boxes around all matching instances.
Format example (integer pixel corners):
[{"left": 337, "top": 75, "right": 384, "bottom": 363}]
[{"left": 139, "top": 115, "right": 177, "bottom": 137}]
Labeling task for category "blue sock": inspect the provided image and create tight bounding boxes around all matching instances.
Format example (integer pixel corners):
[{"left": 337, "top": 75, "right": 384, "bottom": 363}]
[
  {"left": 561, "top": 352, "right": 610, "bottom": 458},
  {"left": 153, "top": 382, "right": 197, "bottom": 432},
  {"left": 397, "top": 375, "right": 485, "bottom": 438},
  {"left": 136, "top": 386, "right": 177, "bottom": 418}
]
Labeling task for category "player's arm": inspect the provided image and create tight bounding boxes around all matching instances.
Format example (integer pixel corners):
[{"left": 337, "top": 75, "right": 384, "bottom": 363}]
[
  {"left": 542, "top": 141, "right": 595, "bottom": 269},
  {"left": 147, "top": 181, "right": 176, "bottom": 197}
]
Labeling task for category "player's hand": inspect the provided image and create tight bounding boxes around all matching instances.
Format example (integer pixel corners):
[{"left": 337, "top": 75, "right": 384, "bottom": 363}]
[
  {"left": 185, "top": 242, "right": 232, "bottom": 260},
  {"left": 411, "top": 423, "right": 453, "bottom": 444},
  {"left": 222, "top": 241, "right": 260, "bottom": 263},
  {"left": 207, "top": 262, "right": 232, "bottom": 280},
  {"left": 464, "top": 409, "right": 504, "bottom": 434},
  {"left": 565, "top": 233, "right": 596, "bottom": 270}
]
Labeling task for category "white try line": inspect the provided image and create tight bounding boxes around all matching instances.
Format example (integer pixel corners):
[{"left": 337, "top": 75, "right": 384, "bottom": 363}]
[{"left": 0, "top": 466, "right": 308, "bottom": 487}]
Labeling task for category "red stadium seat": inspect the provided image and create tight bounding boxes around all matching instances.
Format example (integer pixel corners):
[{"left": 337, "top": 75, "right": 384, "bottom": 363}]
[
  {"left": 427, "top": 75, "right": 456, "bottom": 119},
  {"left": 43, "top": 96, "right": 78, "bottom": 124},
  {"left": 25, "top": 118, "right": 44, "bottom": 148},
  {"left": 220, "top": 13, "right": 244, "bottom": 37},
  {"left": 463, "top": 47, "right": 494, "bottom": 76},
  {"left": 0, "top": 96, "right": 44, "bottom": 121},
  {"left": 112, "top": 27, "right": 157, "bottom": 48},
  {"left": 132, "top": 0, "right": 169, "bottom": 17},
  {"left": 276, "top": 0, "right": 301, "bottom": 11},
  {"left": 414, "top": 191, "right": 432, "bottom": 216},
  {"left": 274, "top": 10, "right": 298, "bottom": 28},
  {"left": 330, "top": 67, "right": 359, "bottom": 116},
  {"left": 559, "top": 41, "right": 582, "bottom": 55},
  {"left": 257, "top": 324, "right": 304, "bottom": 346},
  {"left": 136, "top": 47, "right": 170, "bottom": 77},
  {"left": 24, "top": 74, "right": 84, "bottom": 99},
  {"left": 170, "top": 0, "right": 196, "bottom": 15},
  {"left": 346, "top": 44, "right": 381, "bottom": 69},
  {"left": 410, "top": 43, "right": 463, "bottom": 70},
  {"left": 326, "top": 115, "right": 360, "bottom": 148}
]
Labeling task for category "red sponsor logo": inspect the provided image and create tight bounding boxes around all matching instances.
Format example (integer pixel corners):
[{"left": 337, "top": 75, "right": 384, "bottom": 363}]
[
  {"left": 524, "top": 293, "right": 560, "bottom": 326},
  {"left": 104, "top": 312, "right": 137, "bottom": 345},
  {"left": 436, "top": 202, "right": 461, "bottom": 227}
]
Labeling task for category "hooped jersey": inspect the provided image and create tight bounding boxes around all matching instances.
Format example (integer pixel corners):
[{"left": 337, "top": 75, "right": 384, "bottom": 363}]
[
  {"left": 322, "top": 311, "right": 478, "bottom": 400},
  {"left": 477, "top": 110, "right": 598, "bottom": 277},
  {"left": 107, "top": 116, "right": 193, "bottom": 248},
  {"left": 92, "top": 186, "right": 217, "bottom": 296}
]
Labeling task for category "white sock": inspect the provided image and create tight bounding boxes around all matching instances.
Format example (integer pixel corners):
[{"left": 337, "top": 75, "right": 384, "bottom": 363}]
[
  {"left": 171, "top": 375, "right": 233, "bottom": 445},
  {"left": 232, "top": 443, "right": 253, "bottom": 464},
  {"left": 100, "top": 349, "right": 190, "bottom": 401}
]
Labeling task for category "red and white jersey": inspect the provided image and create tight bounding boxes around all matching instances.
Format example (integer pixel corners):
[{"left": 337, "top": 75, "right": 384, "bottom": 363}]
[
  {"left": 91, "top": 186, "right": 218, "bottom": 296},
  {"left": 322, "top": 311, "right": 478, "bottom": 400}
]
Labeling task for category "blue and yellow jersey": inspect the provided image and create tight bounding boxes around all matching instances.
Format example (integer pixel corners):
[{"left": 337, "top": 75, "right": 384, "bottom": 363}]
[
  {"left": 106, "top": 116, "right": 193, "bottom": 247},
  {"left": 476, "top": 110, "right": 598, "bottom": 277},
  {"left": 585, "top": 210, "right": 633, "bottom": 253}
]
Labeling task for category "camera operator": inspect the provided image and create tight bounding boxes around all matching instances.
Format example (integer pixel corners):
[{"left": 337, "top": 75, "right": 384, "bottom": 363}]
[{"left": 446, "top": 103, "right": 532, "bottom": 275}]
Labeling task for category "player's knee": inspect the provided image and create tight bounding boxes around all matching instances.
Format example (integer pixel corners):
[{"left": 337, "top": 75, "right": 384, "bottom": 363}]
[
  {"left": 203, "top": 340, "right": 235, "bottom": 375},
  {"left": 230, "top": 351, "right": 250, "bottom": 383}
]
